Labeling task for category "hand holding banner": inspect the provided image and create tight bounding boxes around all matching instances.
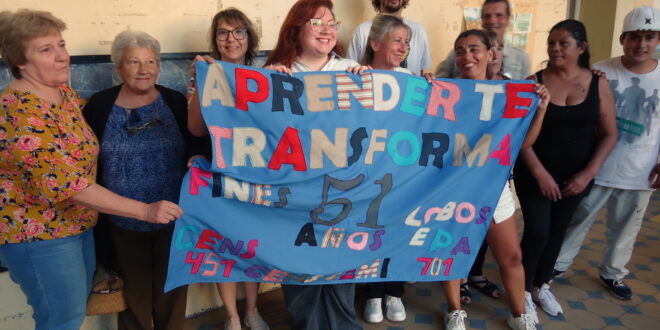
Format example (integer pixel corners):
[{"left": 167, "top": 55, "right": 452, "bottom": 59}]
[{"left": 165, "top": 61, "right": 538, "bottom": 291}]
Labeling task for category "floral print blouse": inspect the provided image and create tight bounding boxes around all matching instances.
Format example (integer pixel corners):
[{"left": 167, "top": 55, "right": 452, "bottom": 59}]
[{"left": 0, "top": 85, "right": 99, "bottom": 244}]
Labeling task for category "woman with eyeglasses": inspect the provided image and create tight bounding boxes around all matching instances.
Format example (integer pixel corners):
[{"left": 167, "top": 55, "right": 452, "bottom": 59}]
[
  {"left": 83, "top": 30, "right": 207, "bottom": 330},
  {"left": 188, "top": 7, "right": 262, "bottom": 138},
  {"left": 1, "top": 11, "right": 183, "bottom": 330},
  {"left": 186, "top": 7, "right": 270, "bottom": 330},
  {"left": 264, "top": 0, "right": 368, "bottom": 329}
]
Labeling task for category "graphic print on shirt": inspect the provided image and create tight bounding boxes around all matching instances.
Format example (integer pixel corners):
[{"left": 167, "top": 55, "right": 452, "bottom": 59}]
[{"left": 613, "top": 77, "right": 657, "bottom": 142}]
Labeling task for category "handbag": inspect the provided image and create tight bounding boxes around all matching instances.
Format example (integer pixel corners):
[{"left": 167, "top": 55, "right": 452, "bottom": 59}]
[{"left": 86, "top": 265, "right": 127, "bottom": 315}]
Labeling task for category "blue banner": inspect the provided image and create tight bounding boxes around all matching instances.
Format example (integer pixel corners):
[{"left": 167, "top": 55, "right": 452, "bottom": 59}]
[{"left": 165, "top": 61, "right": 538, "bottom": 291}]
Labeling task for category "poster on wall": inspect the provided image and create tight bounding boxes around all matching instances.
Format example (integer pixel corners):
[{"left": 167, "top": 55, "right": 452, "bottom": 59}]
[
  {"left": 164, "top": 61, "right": 539, "bottom": 291},
  {"left": 462, "top": 1, "right": 535, "bottom": 52},
  {"left": 463, "top": 7, "right": 482, "bottom": 30},
  {"left": 506, "top": 13, "right": 533, "bottom": 49}
]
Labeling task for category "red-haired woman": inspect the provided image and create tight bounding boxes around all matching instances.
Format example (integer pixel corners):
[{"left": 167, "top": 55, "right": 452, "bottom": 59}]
[{"left": 265, "top": 1, "right": 367, "bottom": 329}]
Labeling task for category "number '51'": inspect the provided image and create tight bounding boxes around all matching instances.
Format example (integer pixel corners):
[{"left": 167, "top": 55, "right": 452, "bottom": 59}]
[{"left": 310, "top": 173, "right": 393, "bottom": 229}]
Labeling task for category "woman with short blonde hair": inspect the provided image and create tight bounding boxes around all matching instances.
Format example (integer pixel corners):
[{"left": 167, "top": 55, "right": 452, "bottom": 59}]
[{"left": 0, "top": 10, "right": 182, "bottom": 329}]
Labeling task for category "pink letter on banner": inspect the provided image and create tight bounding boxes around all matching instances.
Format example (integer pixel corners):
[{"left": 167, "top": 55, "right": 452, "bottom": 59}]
[
  {"left": 209, "top": 126, "right": 232, "bottom": 168},
  {"left": 190, "top": 167, "right": 212, "bottom": 195},
  {"left": 427, "top": 81, "right": 460, "bottom": 121}
]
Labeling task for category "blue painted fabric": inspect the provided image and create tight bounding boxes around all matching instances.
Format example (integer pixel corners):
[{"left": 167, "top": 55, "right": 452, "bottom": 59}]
[
  {"left": 165, "top": 61, "right": 539, "bottom": 290},
  {"left": 100, "top": 95, "right": 186, "bottom": 231}
]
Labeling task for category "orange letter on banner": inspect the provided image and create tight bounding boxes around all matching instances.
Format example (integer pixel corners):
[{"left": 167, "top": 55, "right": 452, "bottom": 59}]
[
  {"left": 427, "top": 81, "right": 460, "bottom": 121},
  {"left": 209, "top": 126, "right": 232, "bottom": 168}
]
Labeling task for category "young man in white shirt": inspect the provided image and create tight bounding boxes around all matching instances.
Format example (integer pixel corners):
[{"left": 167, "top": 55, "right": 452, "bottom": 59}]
[
  {"left": 435, "top": 0, "right": 530, "bottom": 80},
  {"left": 347, "top": 0, "right": 431, "bottom": 75},
  {"left": 553, "top": 6, "right": 660, "bottom": 301}
]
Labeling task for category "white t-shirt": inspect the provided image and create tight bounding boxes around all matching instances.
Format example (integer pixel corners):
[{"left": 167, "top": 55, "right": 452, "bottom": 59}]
[
  {"left": 347, "top": 18, "right": 431, "bottom": 76},
  {"left": 593, "top": 57, "right": 660, "bottom": 190},
  {"left": 291, "top": 53, "right": 359, "bottom": 73},
  {"left": 393, "top": 66, "right": 413, "bottom": 75}
]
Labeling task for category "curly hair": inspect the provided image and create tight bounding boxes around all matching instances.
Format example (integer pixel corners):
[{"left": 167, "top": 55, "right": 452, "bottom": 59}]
[{"left": 371, "top": 0, "right": 410, "bottom": 12}]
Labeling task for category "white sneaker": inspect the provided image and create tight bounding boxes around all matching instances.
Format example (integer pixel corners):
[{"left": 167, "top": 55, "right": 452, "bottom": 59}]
[
  {"left": 532, "top": 284, "right": 563, "bottom": 316},
  {"left": 507, "top": 314, "right": 537, "bottom": 330},
  {"left": 224, "top": 317, "right": 241, "bottom": 330},
  {"left": 444, "top": 309, "right": 467, "bottom": 330},
  {"left": 364, "top": 298, "right": 383, "bottom": 323},
  {"left": 384, "top": 295, "right": 406, "bottom": 322},
  {"left": 244, "top": 309, "right": 270, "bottom": 330},
  {"left": 524, "top": 291, "right": 539, "bottom": 324}
]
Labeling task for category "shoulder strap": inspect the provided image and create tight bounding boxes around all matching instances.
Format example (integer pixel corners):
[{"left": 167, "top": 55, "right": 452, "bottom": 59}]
[
  {"left": 535, "top": 71, "right": 543, "bottom": 83},
  {"left": 587, "top": 73, "right": 600, "bottom": 101}
]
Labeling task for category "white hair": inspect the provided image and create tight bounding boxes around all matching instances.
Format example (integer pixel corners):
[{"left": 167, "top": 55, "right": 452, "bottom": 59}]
[{"left": 110, "top": 30, "right": 161, "bottom": 66}]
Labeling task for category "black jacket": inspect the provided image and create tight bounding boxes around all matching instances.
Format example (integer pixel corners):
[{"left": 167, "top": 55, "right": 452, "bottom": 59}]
[
  {"left": 83, "top": 84, "right": 210, "bottom": 269},
  {"left": 83, "top": 84, "right": 209, "bottom": 183}
]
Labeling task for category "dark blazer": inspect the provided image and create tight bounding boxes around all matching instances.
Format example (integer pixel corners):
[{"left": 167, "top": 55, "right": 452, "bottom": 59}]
[
  {"left": 83, "top": 84, "right": 208, "bottom": 169},
  {"left": 83, "top": 84, "right": 209, "bottom": 268}
]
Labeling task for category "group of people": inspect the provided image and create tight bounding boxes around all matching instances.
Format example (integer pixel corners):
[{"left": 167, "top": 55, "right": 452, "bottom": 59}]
[{"left": 0, "top": 0, "right": 658, "bottom": 330}]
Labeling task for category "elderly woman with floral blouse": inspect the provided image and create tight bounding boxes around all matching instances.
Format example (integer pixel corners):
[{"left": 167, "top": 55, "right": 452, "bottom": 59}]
[{"left": 0, "top": 10, "right": 181, "bottom": 330}]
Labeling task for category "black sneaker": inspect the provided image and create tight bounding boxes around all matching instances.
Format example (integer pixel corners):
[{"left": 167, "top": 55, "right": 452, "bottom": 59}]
[
  {"left": 552, "top": 269, "right": 565, "bottom": 278},
  {"left": 549, "top": 269, "right": 564, "bottom": 283},
  {"left": 600, "top": 276, "right": 632, "bottom": 300}
]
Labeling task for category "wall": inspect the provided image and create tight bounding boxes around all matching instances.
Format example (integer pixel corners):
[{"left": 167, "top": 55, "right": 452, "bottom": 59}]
[
  {"left": 0, "top": 0, "right": 567, "bottom": 75},
  {"left": 580, "top": 0, "right": 618, "bottom": 63}
]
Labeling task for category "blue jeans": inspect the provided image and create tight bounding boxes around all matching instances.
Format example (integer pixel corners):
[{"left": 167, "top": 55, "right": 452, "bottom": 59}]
[{"left": 0, "top": 229, "right": 95, "bottom": 330}]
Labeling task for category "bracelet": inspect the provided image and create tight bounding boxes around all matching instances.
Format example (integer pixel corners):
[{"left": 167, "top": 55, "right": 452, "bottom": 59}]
[{"left": 186, "top": 77, "right": 197, "bottom": 102}]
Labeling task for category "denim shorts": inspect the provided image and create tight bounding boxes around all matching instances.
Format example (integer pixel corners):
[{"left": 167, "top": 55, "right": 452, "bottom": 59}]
[{"left": 493, "top": 181, "right": 516, "bottom": 223}]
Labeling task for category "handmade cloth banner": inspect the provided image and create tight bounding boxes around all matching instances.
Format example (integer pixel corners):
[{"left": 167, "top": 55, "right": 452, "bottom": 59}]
[{"left": 165, "top": 61, "right": 538, "bottom": 291}]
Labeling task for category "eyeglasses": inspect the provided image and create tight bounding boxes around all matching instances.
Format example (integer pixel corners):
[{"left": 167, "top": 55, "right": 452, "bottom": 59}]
[
  {"left": 216, "top": 28, "right": 248, "bottom": 41},
  {"left": 306, "top": 18, "right": 340, "bottom": 31},
  {"left": 126, "top": 110, "right": 162, "bottom": 135}
]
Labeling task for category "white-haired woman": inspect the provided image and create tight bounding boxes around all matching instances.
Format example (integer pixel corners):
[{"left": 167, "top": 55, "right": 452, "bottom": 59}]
[
  {"left": 83, "top": 30, "right": 206, "bottom": 330},
  {"left": 0, "top": 11, "right": 181, "bottom": 330}
]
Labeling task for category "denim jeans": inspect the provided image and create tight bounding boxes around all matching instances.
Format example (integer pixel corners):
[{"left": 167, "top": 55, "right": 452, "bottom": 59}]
[
  {"left": 554, "top": 185, "right": 652, "bottom": 279},
  {"left": 0, "top": 229, "right": 95, "bottom": 330}
]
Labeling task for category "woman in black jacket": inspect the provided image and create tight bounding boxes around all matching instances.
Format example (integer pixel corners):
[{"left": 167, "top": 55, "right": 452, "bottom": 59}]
[{"left": 83, "top": 30, "right": 206, "bottom": 330}]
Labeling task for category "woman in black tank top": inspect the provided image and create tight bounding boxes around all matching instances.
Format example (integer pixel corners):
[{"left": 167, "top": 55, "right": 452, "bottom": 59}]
[{"left": 513, "top": 19, "right": 617, "bottom": 318}]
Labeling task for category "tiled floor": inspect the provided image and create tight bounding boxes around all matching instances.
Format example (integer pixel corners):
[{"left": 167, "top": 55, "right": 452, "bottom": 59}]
[{"left": 185, "top": 191, "right": 660, "bottom": 329}]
